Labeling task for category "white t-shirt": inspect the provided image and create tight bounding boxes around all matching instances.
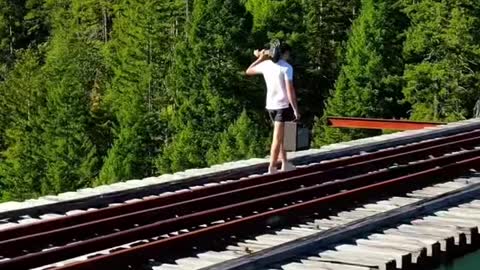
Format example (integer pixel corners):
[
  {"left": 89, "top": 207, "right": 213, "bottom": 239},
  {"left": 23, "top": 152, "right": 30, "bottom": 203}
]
[{"left": 251, "top": 59, "right": 293, "bottom": 110}]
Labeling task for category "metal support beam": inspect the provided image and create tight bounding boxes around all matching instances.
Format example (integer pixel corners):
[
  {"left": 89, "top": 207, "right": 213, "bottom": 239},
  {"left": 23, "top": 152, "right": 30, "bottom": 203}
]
[{"left": 327, "top": 117, "right": 446, "bottom": 130}]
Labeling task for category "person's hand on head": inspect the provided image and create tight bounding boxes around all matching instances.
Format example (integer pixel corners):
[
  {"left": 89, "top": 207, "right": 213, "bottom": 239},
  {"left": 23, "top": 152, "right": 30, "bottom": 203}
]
[{"left": 259, "top": 49, "right": 269, "bottom": 60}]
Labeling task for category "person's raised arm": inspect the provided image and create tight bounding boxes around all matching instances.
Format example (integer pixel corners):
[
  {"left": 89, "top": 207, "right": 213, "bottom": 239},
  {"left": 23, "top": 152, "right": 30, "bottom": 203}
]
[{"left": 246, "top": 50, "right": 268, "bottom": 76}]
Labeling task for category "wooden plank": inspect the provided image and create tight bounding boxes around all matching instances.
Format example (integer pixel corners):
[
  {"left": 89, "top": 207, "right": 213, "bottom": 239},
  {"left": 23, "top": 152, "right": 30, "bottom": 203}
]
[
  {"left": 440, "top": 208, "right": 480, "bottom": 221},
  {"left": 197, "top": 251, "right": 238, "bottom": 262},
  {"left": 328, "top": 215, "right": 357, "bottom": 223},
  {"left": 429, "top": 213, "right": 480, "bottom": 229},
  {"left": 312, "top": 219, "right": 345, "bottom": 228},
  {"left": 255, "top": 234, "right": 298, "bottom": 244},
  {"left": 336, "top": 211, "right": 375, "bottom": 219},
  {"left": 300, "top": 259, "right": 374, "bottom": 270},
  {"left": 237, "top": 242, "right": 273, "bottom": 252},
  {"left": 398, "top": 224, "right": 466, "bottom": 247},
  {"left": 362, "top": 204, "right": 397, "bottom": 211},
  {"left": 317, "top": 250, "right": 395, "bottom": 270},
  {"left": 351, "top": 208, "right": 385, "bottom": 214},
  {"left": 414, "top": 217, "right": 478, "bottom": 244},
  {"left": 383, "top": 228, "right": 454, "bottom": 252},
  {"left": 436, "top": 182, "right": 467, "bottom": 188},
  {"left": 246, "top": 238, "right": 287, "bottom": 246},
  {"left": 380, "top": 197, "right": 420, "bottom": 206},
  {"left": 175, "top": 257, "right": 215, "bottom": 268},
  {"left": 152, "top": 263, "right": 188, "bottom": 270},
  {"left": 280, "top": 262, "right": 328, "bottom": 270},
  {"left": 367, "top": 233, "right": 440, "bottom": 258},
  {"left": 334, "top": 244, "right": 411, "bottom": 269},
  {"left": 356, "top": 238, "right": 426, "bottom": 264}
]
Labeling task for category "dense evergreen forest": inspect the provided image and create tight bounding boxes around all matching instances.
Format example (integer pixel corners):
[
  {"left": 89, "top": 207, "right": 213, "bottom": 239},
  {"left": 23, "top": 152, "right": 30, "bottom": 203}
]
[{"left": 0, "top": 0, "right": 479, "bottom": 201}]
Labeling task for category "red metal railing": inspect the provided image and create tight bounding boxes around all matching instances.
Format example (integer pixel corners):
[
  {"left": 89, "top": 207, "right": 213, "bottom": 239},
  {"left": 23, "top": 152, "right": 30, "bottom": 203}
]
[{"left": 327, "top": 117, "right": 446, "bottom": 130}]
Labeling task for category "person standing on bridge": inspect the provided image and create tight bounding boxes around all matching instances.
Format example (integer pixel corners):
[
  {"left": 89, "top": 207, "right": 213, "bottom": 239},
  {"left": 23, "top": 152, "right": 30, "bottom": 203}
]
[{"left": 245, "top": 42, "right": 300, "bottom": 174}]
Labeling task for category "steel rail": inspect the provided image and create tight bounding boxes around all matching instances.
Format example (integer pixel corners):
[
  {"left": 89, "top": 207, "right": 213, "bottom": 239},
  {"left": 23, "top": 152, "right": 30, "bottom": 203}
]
[
  {"left": 1, "top": 129, "right": 478, "bottom": 245},
  {"left": 2, "top": 134, "right": 480, "bottom": 256},
  {"left": 327, "top": 117, "right": 446, "bottom": 130},
  {"left": 52, "top": 156, "right": 480, "bottom": 270},
  {"left": 2, "top": 148, "right": 480, "bottom": 270}
]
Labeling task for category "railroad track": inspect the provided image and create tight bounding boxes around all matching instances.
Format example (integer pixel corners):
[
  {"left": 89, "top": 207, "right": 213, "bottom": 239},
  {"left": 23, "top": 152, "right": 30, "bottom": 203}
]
[
  {"left": 183, "top": 174, "right": 480, "bottom": 270},
  {"left": 1, "top": 126, "right": 480, "bottom": 270},
  {"left": 246, "top": 185, "right": 480, "bottom": 270},
  {"left": 2, "top": 120, "right": 477, "bottom": 223}
]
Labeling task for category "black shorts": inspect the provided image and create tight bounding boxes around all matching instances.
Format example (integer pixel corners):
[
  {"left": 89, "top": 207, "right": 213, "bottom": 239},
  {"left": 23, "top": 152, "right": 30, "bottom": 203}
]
[{"left": 268, "top": 106, "right": 295, "bottom": 122}]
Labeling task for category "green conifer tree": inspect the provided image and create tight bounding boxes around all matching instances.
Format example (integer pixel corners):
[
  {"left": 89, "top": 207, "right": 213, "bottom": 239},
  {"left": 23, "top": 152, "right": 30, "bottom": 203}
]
[
  {"left": 402, "top": 0, "right": 480, "bottom": 121},
  {"left": 39, "top": 0, "right": 105, "bottom": 193},
  {"left": 302, "top": 0, "right": 360, "bottom": 120},
  {"left": 98, "top": 0, "right": 186, "bottom": 184},
  {"left": 314, "top": 0, "right": 408, "bottom": 146},
  {"left": 0, "top": 0, "right": 49, "bottom": 77},
  {"left": 207, "top": 110, "right": 267, "bottom": 164},
  {"left": 156, "top": 0, "right": 253, "bottom": 173},
  {"left": 0, "top": 50, "right": 46, "bottom": 201}
]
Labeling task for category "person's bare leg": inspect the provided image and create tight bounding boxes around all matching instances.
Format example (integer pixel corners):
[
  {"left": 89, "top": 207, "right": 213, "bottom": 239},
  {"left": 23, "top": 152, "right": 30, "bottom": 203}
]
[
  {"left": 279, "top": 140, "right": 288, "bottom": 168},
  {"left": 280, "top": 124, "right": 296, "bottom": 171},
  {"left": 269, "top": 121, "right": 284, "bottom": 173},
  {"left": 280, "top": 142, "right": 295, "bottom": 171}
]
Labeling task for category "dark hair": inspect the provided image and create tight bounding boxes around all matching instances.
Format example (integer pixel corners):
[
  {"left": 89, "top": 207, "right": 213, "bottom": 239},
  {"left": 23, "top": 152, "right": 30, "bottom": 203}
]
[
  {"left": 270, "top": 40, "right": 291, "bottom": 63},
  {"left": 280, "top": 43, "right": 292, "bottom": 55}
]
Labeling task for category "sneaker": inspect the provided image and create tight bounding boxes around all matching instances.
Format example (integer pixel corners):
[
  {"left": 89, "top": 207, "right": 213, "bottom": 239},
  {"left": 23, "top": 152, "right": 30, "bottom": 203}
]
[
  {"left": 281, "top": 162, "right": 296, "bottom": 172},
  {"left": 268, "top": 166, "right": 278, "bottom": 174}
]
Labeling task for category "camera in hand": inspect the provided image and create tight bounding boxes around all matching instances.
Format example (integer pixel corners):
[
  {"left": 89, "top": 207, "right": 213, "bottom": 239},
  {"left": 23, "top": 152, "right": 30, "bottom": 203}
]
[{"left": 253, "top": 39, "right": 281, "bottom": 63}]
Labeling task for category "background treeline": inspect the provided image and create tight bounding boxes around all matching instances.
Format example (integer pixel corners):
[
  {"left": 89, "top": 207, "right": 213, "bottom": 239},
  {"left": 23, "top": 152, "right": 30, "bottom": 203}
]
[{"left": 0, "top": 0, "right": 479, "bottom": 201}]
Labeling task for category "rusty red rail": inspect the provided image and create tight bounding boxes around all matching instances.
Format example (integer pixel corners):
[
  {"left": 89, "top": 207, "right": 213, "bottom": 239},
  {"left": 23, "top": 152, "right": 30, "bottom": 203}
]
[
  {"left": 53, "top": 156, "right": 480, "bottom": 270},
  {"left": 2, "top": 133, "right": 480, "bottom": 257},
  {"left": 327, "top": 117, "right": 446, "bottom": 130},
  {"left": 0, "top": 128, "right": 479, "bottom": 269},
  {"left": 2, "top": 145, "right": 480, "bottom": 269},
  {"left": 1, "top": 128, "right": 477, "bottom": 246}
]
